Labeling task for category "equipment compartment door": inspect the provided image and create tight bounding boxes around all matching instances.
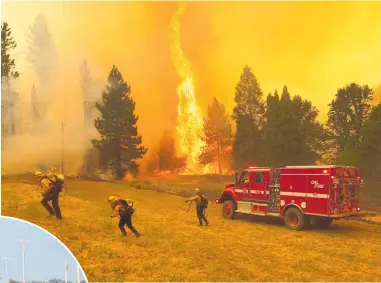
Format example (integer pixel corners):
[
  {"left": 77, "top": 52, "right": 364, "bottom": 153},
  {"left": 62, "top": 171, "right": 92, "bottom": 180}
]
[{"left": 306, "top": 174, "right": 330, "bottom": 215}]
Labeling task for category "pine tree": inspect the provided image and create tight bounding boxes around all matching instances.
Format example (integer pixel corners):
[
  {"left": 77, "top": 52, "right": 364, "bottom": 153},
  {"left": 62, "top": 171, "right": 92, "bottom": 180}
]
[
  {"left": 80, "top": 60, "right": 92, "bottom": 100},
  {"left": 30, "top": 84, "right": 40, "bottom": 122},
  {"left": 327, "top": 83, "right": 373, "bottom": 163},
  {"left": 1, "top": 22, "right": 19, "bottom": 141},
  {"left": 263, "top": 86, "right": 325, "bottom": 167},
  {"left": 289, "top": 92, "right": 325, "bottom": 164},
  {"left": 199, "top": 97, "right": 233, "bottom": 174},
  {"left": 1, "top": 22, "right": 19, "bottom": 81},
  {"left": 80, "top": 60, "right": 95, "bottom": 129},
  {"left": 232, "top": 66, "right": 265, "bottom": 169},
  {"left": 262, "top": 90, "right": 282, "bottom": 166},
  {"left": 80, "top": 60, "right": 96, "bottom": 176},
  {"left": 92, "top": 65, "right": 147, "bottom": 179},
  {"left": 27, "top": 13, "right": 57, "bottom": 108}
]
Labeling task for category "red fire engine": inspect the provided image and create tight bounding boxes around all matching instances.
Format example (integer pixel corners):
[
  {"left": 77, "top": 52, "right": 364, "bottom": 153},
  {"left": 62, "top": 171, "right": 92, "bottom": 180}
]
[{"left": 215, "top": 165, "right": 364, "bottom": 230}]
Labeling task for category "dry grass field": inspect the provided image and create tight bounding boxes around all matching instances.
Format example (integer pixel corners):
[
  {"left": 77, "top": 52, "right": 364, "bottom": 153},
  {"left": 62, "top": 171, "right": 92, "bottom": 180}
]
[{"left": 2, "top": 174, "right": 381, "bottom": 282}]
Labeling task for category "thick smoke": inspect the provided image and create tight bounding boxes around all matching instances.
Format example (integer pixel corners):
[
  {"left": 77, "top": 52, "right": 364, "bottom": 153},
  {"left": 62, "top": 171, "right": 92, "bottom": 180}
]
[
  {"left": 2, "top": 13, "right": 104, "bottom": 176},
  {"left": 27, "top": 13, "right": 58, "bottom": 119}
]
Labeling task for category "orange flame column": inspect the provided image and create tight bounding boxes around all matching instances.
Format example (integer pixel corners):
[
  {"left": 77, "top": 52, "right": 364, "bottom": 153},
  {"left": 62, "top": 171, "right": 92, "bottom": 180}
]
[{"left": 169, "top": 2, "right": 205, "bottom": 172}]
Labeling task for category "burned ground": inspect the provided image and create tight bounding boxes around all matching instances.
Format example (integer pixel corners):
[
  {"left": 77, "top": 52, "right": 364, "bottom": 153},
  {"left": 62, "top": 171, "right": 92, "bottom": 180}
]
[{"left": 2, "top": 174, "right": 381, "bottom": 281}]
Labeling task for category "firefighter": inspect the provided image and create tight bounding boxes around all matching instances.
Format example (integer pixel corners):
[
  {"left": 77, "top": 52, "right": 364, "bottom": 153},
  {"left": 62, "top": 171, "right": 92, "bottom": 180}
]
[
  {"left": 108, "top": 195, "right": 140, "bottom": 238},
  {"left": 34, "top": 168, "right": 64, "bottom": 220},
  {"left": 185, "top": 188, "right": 209, "bottom": 226}
]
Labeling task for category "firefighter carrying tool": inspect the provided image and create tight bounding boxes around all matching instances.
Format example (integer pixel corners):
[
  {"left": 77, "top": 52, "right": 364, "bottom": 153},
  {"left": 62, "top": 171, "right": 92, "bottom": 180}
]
[
  {"left": 185, "top": 188, "right": 209, "bottom": 226},
  {"left": 34, "top": 168, "right": 64, "bottom": 220},
  {"left": 108, "top": 195, "right": 140, "bottom": 238},
  {"left": 215, "top": 165, "right": 366, "bottom": 231}
]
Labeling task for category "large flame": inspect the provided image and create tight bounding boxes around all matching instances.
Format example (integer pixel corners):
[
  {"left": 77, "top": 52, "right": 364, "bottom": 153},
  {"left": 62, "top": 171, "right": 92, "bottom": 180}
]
[{"left": 169, "top": 2, "right": 205, "bottom": 172}]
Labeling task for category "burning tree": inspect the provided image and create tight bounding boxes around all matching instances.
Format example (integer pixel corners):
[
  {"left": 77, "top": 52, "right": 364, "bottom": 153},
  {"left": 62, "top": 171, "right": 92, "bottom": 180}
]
[
  {"left": 169, "top": 2, "right": 204, "bottom": 172},
  {"left": 158, "top": 129, "right": 186, "bottom": 172},
  {"left": 199, "top": 97, "right": 233, "bottom": 175},
  {"left": 145, "top": 130, "right": 186, "bottom": 173},
  {"left": 92, "top": 65, "right": 147, "bottom": 179}
]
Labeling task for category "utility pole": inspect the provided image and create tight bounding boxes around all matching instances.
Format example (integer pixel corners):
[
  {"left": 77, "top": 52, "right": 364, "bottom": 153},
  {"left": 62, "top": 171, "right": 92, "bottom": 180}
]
[
  {"left": 64, "top": 261, "right": 68, "bottom": 283},
  {"left": 76, "top": 263, "right": 80, "bottom": 283},
  {"left": 1, "top": 256, "right": 15, "bottom": 283},
  {"left": 16, "top": 239, "right": 30, "bottom": 283},
  {"left": 61, "top": 0, "right": 67, "bottom": 177},
  {"left": 62, "top": 121, "right": 65, "bottom": 174}
]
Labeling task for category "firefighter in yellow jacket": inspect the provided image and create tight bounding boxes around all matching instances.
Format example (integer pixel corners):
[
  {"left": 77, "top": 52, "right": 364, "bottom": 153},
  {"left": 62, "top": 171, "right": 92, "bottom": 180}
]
[
  {"left": 108, "top": 195, "right": 140, "bottom": 237},
  {"left": 185, "top": 188, "right": 209, "bottom": 226},
  {"left": 34, "top": 168, "right": 64, "bottom": 220}
]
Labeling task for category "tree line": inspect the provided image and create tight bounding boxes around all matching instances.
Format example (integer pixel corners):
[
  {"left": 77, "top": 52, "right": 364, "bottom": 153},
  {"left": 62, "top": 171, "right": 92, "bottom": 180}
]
[
  {"left": 150, "top": 66, "right": 381, "bottom": 179},
  {"left": 2, "top": 20, "right": 380, "bottom": 180}
]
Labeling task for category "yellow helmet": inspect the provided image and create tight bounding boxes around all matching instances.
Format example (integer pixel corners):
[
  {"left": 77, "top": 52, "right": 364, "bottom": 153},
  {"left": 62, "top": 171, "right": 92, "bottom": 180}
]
[
  {"left": 34, "top": 171, "right": 43, "bottom": 178},
  {"left": 108, "top": 195, "right": 118, "bottom": 204},
  {"left": 49, "top": 167, "right": 57, "bottom": 173},
  {"left": 195, "top": 188, "right": 200, "bottom": 193}
]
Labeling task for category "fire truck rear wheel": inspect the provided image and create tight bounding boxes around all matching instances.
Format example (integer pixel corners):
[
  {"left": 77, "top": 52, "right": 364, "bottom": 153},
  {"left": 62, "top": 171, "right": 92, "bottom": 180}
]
[
  {"left": 284, "top": 207, "right": 306, "bottom": 231},
  {"left": 223, "top": 200, "right": 236, "bottom": 219}
]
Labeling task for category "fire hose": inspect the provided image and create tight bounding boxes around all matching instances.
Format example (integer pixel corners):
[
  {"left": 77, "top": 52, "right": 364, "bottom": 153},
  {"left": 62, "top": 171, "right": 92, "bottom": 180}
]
[
  {"left": 60, "top": 183, "right": 68, "bottom": 197},
  {"left": 185, "top": 199, "right": 212, "bottom": 218},
  {"left": 353, "top": 218, "right": 380, "bottom": 225},
  {"left": 186, "top": 200, "right": 193, "bottom": 212},
  {"left": 351, "top": 213, "right": 381, "bottom": 225}
]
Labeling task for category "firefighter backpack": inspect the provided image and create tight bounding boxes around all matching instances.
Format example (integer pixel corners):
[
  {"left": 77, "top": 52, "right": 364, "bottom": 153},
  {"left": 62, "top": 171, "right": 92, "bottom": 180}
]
[
  {"left": 200, "top": 195, "right": 209, "bottom": 209},
  {"left": 119, "top": 199, "right": 135, "bottom": 216}
]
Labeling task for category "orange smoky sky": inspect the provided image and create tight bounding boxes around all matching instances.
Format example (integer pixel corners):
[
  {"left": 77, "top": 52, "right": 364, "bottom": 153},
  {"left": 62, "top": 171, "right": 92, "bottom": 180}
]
[{"left": 2, "top": 0, "right": 381, "bottom": 153}]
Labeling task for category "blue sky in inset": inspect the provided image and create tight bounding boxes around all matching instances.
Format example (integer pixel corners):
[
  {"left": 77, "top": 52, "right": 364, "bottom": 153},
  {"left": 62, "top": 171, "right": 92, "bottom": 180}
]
[{"left": 0, "top": 217, "right": 87, "bottom": 283}]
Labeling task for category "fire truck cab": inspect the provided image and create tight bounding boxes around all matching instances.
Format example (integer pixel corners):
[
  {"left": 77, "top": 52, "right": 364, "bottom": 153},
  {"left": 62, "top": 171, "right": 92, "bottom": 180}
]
[{"left": 215, "top": 165, "right": 364, "bottom": 230}]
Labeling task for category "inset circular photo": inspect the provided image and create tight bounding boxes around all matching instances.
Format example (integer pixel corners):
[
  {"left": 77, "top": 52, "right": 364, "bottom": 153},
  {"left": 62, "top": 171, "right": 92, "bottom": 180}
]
[{"left": 0, "top": 216, "right": 88, "bottom": 283}]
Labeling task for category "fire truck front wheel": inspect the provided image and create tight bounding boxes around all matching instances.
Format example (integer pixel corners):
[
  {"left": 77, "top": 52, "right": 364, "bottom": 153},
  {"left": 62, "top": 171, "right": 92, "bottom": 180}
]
[
  {"left": 284, "top": 207, "right": 306, "bottom": 231},
  {"left": 222, "top": 200, "right": 236, "bottom": 219}
]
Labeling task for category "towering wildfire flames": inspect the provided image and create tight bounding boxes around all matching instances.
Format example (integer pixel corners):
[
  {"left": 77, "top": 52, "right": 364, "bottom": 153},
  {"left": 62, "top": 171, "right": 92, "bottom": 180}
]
[{"left": 169, "top": 2, "right": 205, "bottom": 172}]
